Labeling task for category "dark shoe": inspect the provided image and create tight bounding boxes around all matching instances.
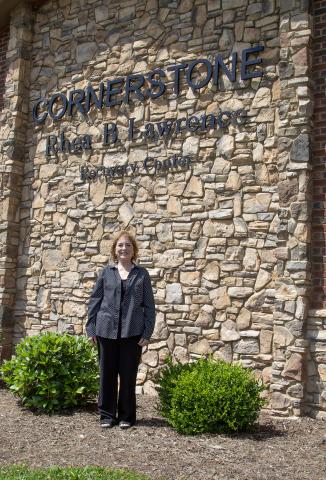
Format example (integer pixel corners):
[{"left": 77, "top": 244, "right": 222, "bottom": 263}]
[
  {"left": 100, "top": 418, "right": 116, "bottom": 428},
  {"left": 119, "top": 420, "right": 132, "bottom": 429}
]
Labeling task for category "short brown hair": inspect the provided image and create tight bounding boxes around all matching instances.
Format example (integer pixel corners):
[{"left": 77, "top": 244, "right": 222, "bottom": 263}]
[{"left": 110, "top": 230, "right": 139, "bottom": 263}]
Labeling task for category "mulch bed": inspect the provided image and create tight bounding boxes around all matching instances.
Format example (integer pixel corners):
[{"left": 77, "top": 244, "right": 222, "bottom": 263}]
[{"left": 0, "top": 387, "right": 325, "bottom": 480}]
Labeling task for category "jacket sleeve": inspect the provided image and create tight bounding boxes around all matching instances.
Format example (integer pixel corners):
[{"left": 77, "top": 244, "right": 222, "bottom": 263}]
[
  {"left": 85, "top": 269, "right": 105, "bottom": 337},
  {"left": 142, "top": 270, "right": 156, "bottom": 340}
]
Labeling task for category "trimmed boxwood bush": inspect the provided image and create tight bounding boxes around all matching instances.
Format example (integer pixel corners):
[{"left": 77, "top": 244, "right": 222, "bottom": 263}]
[
  {"left": 154, "top": 357, "right": 195, "bottom": 419},
  {"left": 0, "top": 332, "right": 99, "bottom": 413},
  {"left": 155, "top": 357, "right": 265, "bottom": 435}
]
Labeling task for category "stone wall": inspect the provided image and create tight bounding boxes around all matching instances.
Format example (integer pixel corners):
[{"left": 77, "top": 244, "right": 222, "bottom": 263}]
[
  {"left": 0, "top": 0, "right": 324, "bottom": 415},
  {"left": 306, "top": 309, "right": 326, "bottom": 418},
  {"left": 268, "top": 1, "right": 314, "bottom": 417},
  {"left": 0, "top": 2, "right": 34, "bottom": 360},
  {"left": 16, "top": 0, "right": 282, "bottom": 401}
]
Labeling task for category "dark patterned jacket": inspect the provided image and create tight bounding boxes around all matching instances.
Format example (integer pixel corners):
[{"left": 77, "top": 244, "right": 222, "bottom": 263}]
[{"left": 85, "top": 264, "right": 156, "bottom": 340}]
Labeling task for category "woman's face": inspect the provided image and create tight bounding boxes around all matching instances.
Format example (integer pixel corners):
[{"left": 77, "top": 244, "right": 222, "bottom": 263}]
[{"left": 115, "top": 235, "right": 134, "bottom": 263}]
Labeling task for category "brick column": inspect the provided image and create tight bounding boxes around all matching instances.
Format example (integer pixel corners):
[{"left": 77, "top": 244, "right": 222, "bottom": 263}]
[
  {"left": 0, "top": 2, "right": 34, "bottom": 360},
  {"left": 311, "top": 0, "right": 326, "bottom": 309},
  {"left": 271, "top": 0, "right": 313, "bottom": 416},
  {"left": 303, "top": 0, "right": 326, "bottom": 418}
]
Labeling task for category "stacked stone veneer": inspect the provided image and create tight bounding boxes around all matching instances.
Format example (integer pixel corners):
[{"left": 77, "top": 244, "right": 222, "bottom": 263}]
[
  {"left": 0, "top": 2, "right": 34, "bottom": 360},
  {"left": 0, "top": 0, "right": 324, "bottom": 416}
]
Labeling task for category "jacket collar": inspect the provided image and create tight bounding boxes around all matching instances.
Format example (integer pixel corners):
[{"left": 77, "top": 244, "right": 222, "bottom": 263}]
[
  {"left": 108, "top": 263, "right": 139, "bottom": 270},
  {"left": 108, "top": 263, "right": 140, "bottom": 293}
]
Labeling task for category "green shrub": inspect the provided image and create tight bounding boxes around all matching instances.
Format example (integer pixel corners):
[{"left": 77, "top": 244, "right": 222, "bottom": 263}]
[
  {"left": 154, "top": 356, "right": 196, "bottom": 419},
  {"left": 0, "top": 332, "right": 99, "bottom": 413},
  {"left": 155, "top": 358, "right": 265, "bottom": 435}
]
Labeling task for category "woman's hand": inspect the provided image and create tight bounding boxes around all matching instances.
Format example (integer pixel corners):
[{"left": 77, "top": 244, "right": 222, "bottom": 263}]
[
  {"left": 89, "top": 336, "right": 97, "bottom": 344},
  {"left": 138, "top": 338, "right": 149, "bottom": 347}
]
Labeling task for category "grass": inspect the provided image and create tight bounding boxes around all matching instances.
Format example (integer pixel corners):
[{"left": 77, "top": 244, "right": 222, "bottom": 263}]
[{"left": 0, "top": 466, "right": 152, "bottom": 480}]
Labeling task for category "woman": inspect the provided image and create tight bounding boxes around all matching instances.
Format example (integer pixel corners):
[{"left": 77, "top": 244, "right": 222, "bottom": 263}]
[{"left": 86, "top": 230, "right": 156, "bottom": 429}]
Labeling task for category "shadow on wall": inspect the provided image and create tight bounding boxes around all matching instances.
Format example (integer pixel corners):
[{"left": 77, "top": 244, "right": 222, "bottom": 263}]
[{"left": 0, "top": 25, "right": 9, "bottom": 112}]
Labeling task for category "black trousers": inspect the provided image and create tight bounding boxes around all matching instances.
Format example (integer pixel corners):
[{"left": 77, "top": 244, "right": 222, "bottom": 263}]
[{"left": 97, "top": 335, "right": 142, "bottom": 424}]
